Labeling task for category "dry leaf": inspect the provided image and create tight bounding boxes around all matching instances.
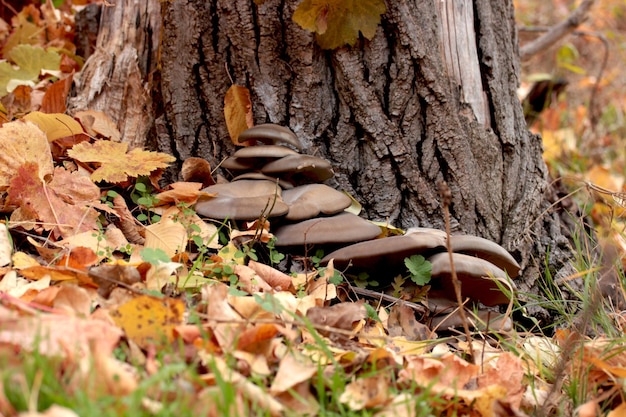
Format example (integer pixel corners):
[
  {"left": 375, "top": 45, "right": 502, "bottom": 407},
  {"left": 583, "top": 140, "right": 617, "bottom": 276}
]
[
  {"left": 22, "top": 111, "right": 84, "bottom": 141},
  {"left": 67, "top": 140, "right": 175, "bottom": 183},
  {"left": 74, "top": 109, "right": 121, "bottom": 142},
  {"left": 224, "top": 84, "right": 254, "bottom": 145},
  {"left": 110, "top": 295, "right": 185, "bottom": 348},
  {"left": 8, "top": 163, "right": 101, "bottom": 238},
  {"left": 0, "top": 224, "right": 11, "bottom": 267},
  {"left": 293, "top": 0, "right": 386, "bottom": 49},
  {"left": 0, "top": 120, "right": 52, "bottom": 190}
]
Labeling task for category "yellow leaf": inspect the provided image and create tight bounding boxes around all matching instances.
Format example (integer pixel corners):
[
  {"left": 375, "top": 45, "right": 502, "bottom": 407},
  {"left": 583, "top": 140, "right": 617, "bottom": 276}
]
[
  {"left": 144, "top": 208, "right": 188, "bottom": 258},
  {"left": 224, "top": 84, "right": 254, "bottom": 145},
  {"left": 67, "top": 141, "right": 176, "bottom": 183},
  {"left": 293, "top": 0, "right": 386, "bottom": 49},
  {"left": 23, "top": 111, "right": 85, "bottom": 141},
  {"left": 0, "top": 120, "right": 52, "bottom": 190},
  {"left": 110, "top": 295, "right": 185, "bottom": 348}
]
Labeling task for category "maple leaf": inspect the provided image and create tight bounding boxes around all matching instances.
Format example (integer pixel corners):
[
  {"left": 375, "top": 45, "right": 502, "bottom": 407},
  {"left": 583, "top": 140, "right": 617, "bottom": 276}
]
[
  {"left": 0, "top": 120, "right": 53, "bottom": 191},
  {"left": 22, "top": 111, "right": 85, "bottom": 141},
  {"left": 224, "top": 84, "right": 254, "bottom": 145},
  {"left": 67, "top": 141, "right": 176, "bottom": 183},
  {"left": 293, "top": 0, "right": 386, "bottom": 49},
  {"left": 8, "top": 163, "right": 101, "bottom": 238}
]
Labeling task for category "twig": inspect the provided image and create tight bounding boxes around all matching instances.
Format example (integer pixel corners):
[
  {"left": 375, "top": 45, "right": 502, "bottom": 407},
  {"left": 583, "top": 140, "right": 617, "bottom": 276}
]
[
  {"left": 438, "top": 181, "right": 475, "bottom": 361},
  {"left": 519, "top": 0, "right": 596, "bottom": 61}
]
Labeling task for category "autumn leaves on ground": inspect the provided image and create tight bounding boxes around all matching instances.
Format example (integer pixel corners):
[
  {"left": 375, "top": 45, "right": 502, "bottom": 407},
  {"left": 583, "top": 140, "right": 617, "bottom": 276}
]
[{"left": 1, "top": 1, "right": 626, "bottom": 417}]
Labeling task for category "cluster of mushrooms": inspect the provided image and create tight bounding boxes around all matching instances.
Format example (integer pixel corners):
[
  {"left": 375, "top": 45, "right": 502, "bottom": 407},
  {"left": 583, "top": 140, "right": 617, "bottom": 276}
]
[{"left": 194, "top": 124, "right": 521, "bottom": 327}]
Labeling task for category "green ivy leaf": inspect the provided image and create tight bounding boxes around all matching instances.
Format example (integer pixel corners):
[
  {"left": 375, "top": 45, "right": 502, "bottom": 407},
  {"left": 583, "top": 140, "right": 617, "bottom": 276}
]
[
  {"left": 293, "top": 0, "right": 386, "bottom": 50},
  {"left": 404, "top": 255, "right": 432, "bottom": 286},
  {"left": 140, "top": 247, "right": 171, "bottom": 265}
]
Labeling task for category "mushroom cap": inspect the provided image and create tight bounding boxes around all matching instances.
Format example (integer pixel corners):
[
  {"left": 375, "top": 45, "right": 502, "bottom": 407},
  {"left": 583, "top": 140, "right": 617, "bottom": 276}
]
[
  {"left": 282, "top": 184, "right": 352, "bottom": 221},
  {"left": 238, "top": 124, "right": 302, "bottom": 149},
  {"left": 449, "top": 235, "right": 520, "bottom": 278},
  {"left": 233, "top": 145, "right": 299, "bottom": 159},
  {"left": 222, "top": 145, "right": 301, "bottom": 172},
  {"left": 273, "top": 212, "right": 381, "bottom": 246},
  {"left": 231, "top": 172, "right": 294, "bottom": 189},
  {"left": 261, "top": 154, "right": 334, "bottom": 182},
  {"left": 428, "top": 252, "right": 515, "bottom": 306},
  {"left": 221, "top": 156, "right": 258, "bottom": 171},
  {"left": 195, "top": 180, "right": 288, "bottom": 220},
  {"left": 321, "top": 231, "right": 446, "bottom": 276}
]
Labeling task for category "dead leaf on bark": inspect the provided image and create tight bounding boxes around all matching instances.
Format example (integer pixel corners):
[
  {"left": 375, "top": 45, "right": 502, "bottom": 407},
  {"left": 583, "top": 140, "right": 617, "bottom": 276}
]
[
  {"left": 224, "top": 84, "right": 254, "bottom": 145},
  {"left": 292, "top": 0, "right": 386, "bottom": 49},
  {"left": 74, "top": 109, "right": 121, "bottom": 142}
]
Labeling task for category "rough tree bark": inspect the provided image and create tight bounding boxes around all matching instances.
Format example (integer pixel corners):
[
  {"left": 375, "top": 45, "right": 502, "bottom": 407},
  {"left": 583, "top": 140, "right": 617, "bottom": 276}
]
[{"left": 71, "top": 0, "right": 580, "bottom": 318}]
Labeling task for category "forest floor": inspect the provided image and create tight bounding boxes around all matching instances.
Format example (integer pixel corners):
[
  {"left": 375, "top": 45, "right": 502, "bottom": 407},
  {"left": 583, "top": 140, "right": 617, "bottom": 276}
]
[{"left": 2, "top": 1, "right": 626, "bottom": 416}]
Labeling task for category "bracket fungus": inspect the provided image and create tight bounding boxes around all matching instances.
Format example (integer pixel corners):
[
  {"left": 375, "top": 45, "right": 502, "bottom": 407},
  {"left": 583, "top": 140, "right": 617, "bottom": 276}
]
[
  {"left": 238, "top": 124, "right": 303, "bottom": 149},
  {"left": 195, "top": 180, "right": 288, "bottom": 220},
  {"left": 428, "top": 253, "right": 515, "bottom": 306},
  {"left": 321, "top": 231, "right": 446, "bottom": 276},
  {"left": 281, "top": 184, "right": 352, "bottom": 221},
  {"left": 448, "top": 234, "right": 521, "bottom": 278},
  {"left": 273, "top": 212, "right": 381, "bottom": 246},
  {"left": 261, "top": 154, "right": 334, "bottom": 183}
]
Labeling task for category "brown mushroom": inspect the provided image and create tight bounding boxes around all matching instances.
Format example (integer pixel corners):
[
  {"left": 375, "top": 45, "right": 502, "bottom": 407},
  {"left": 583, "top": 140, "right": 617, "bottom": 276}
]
[
  {"left": 273, "top": 212, "right": 381, "bottom": 246},
  {"left": 321, "top": 231, "right": 446, "bottom": 276},
  {"left": 449, "top": 235, "right": 520, "bottom": 278},
  {"left": 261, "top": 154, "right": 334, "bottom": 183},
  {"left": 428, "top": 253, "right": 515, "bottom": 306},
  {"left": 281, "top": 184, "right": 352, "bottom": 221},
  {"left": 233, "top": 145, "right": 299, "bottom": 159},
  {"left": 195, "top": 180, "right": 288, "bottom": 220},
  {"left": 231, "top": 172, "right": 294, "bottom": 189},
  {"left": 238, "top": 124, "right": 302, "bottom": 149},
  {"left": 222, "top": 145, "right": 300, "bottom": 173}
]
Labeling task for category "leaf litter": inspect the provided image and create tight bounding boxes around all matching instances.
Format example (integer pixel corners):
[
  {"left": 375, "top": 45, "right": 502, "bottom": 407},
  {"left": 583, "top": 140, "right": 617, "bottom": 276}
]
[{"left": 0, "top": 1, "right": 626, "bottom": 417}]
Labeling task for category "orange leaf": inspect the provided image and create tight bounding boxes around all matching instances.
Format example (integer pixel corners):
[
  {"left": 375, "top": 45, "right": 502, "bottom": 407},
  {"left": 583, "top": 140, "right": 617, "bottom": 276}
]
[
  {"left": 8, "top": 163, "right": 101, "bottom": 238},
  {"left": 67, "top": 140, "right": 176, "bottom": 183},
  {"left": 224, "top": 84, "right": 254, "bottom": 145}
]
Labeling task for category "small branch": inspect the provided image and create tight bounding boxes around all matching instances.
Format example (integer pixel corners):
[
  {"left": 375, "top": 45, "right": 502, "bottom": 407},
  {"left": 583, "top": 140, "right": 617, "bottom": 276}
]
[{"left": 519, "top": 0, "right": 596, "bottom": 61}]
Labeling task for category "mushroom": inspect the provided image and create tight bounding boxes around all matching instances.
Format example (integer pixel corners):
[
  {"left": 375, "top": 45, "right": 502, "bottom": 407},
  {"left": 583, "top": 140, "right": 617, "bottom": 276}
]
[
  {"left": 273, "top": 212, "right": 381, "bottom": 246},
  {"left": 231, "top": 172, "right": 294, "bottom": 189},
  {"left": 238, "top": 124, "right": 302, "bottom": 149},
  {"left": 233, "top": 145, "right": 299, "bottom": 159},
  {"left": 222, "top": 145, "right": 300, "bottom": 173},
  {"left": 195, "top": 180, "right": 288, "bottom": 220},
  {"left": 428, "top": 252, "right": 515, "bottom": 306},
  {"left": 321, "top": 231, "right": 446, "bottom": 277},
  {"left": 261, "top": 154, "right": 334, "bottom": 183},
  {"left": 281, "top": 184, "right": 352, "bottom": 221},
  {"left": 429, "top": 309, "right": 513, "bottom": 331},
  {"left": 448, "top": 234, "right": 520, "bottom": 278}
]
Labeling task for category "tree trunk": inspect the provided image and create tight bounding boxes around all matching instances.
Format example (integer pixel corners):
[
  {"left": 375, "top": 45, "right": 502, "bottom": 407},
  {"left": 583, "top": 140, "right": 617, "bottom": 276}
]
[{"left": 71, "top": 0, "right": 580, "bottom": 318}]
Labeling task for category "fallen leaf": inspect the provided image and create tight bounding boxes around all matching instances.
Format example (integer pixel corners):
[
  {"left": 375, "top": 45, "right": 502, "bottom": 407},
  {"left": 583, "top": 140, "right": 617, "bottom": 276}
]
[
  {"left": 74, "top": 109, "right": 121, "bottom": 142},
  {"left": 22, "top": 111, "right": 85, "bottom": 141},
  {"left": 8, "top": 164, "right": 101, "bottom": 238},
  {"left": 0, "top": 224, "right": 11, "bottom": 267},
  {"left": 67, "top": 140, "right": 175, "bottom": 183},
  {"left": 0, "top": 120, "right": 53, "bottom": 190},
  {"left": 110, "top": 294, "right": 185, "bottom": 348}
]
